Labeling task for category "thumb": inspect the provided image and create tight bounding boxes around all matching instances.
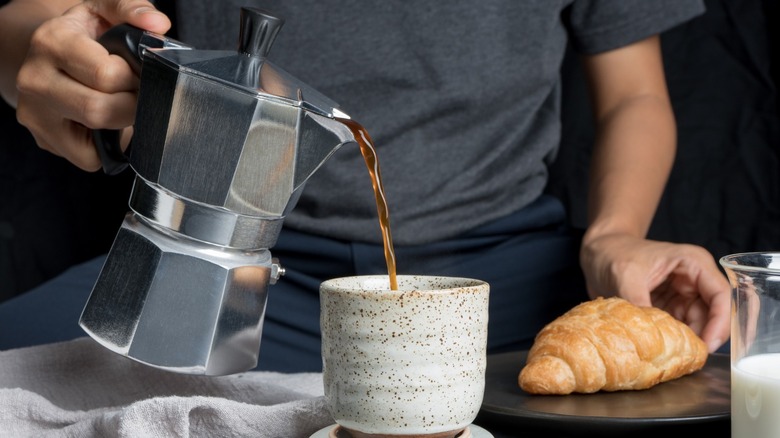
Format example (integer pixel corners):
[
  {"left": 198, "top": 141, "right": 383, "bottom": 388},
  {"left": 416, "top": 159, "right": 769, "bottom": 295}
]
[{"left": 86, "top": 0, "right": 171, "bottom": 34}]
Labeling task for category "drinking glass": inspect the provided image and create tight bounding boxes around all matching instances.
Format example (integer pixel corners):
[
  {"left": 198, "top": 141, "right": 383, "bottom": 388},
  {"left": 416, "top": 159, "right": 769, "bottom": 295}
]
[{"left": 722, "top": 252, "right": 780, "bottom": 437}]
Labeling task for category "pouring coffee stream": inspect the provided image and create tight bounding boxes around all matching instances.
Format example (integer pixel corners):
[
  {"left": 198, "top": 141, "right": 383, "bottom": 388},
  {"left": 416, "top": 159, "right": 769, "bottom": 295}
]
[
  {"left": 82, "top": 6, "right": 398, "bottom": 376},
  {"left": 338, "top": 117, "right": 399, "bottom": 291}
]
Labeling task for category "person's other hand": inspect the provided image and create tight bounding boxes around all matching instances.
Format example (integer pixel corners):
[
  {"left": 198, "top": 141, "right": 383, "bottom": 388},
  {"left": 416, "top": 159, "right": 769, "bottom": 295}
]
[
  {"left": 15, "top": 0, "right": 170, "bottom": 171},
  {"left": 580, "top": 233, "right": 730, "bottom": 353}
]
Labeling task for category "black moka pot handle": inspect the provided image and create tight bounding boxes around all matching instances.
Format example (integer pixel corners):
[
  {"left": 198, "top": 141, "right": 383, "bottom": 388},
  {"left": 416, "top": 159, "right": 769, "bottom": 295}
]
[
  {"left": 93, "top": 24, "right": 189, "bottom": 175},
  {"left": 93, "top": 24, "right": 145, "bottom": 175}
]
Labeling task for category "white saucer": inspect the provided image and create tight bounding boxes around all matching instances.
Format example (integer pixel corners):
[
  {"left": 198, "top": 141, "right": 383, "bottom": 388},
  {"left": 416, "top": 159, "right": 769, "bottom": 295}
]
[{"left": 310, "top": 424, "right": 494, "bottom": 438}]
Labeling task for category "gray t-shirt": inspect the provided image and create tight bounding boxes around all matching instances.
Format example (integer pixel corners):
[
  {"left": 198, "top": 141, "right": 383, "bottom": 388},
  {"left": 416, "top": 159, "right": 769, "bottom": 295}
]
[{"left": 177, "top": 0, "right": 704, "bottom": 246}]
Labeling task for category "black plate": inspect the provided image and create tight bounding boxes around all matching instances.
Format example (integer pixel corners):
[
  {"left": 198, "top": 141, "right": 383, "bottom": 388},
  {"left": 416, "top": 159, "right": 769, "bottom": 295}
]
[{"left": 477, "top": 351, "right": 730, "bottom": 436}]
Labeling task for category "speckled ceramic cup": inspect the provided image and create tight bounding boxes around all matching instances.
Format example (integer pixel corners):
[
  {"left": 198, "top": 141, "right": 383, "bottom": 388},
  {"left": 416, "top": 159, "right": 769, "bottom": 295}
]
[{"left": 320, "top": 275, "right": 489, "bottom": 438}]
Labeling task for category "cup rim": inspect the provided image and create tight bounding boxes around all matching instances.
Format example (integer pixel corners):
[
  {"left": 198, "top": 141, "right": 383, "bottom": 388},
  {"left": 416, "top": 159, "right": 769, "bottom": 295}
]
[
  {"left": 320, "top": 274, "right": 488, "bottom": 293},
  {"left": 720, "top": 252, "right": 780, "bottom": 273}
]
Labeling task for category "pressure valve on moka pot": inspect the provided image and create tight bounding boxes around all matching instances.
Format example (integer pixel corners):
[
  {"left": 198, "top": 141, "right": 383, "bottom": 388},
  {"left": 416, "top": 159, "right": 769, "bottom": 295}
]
[{"left": 79, "top": 7, "right": 356, "bottom": 375}]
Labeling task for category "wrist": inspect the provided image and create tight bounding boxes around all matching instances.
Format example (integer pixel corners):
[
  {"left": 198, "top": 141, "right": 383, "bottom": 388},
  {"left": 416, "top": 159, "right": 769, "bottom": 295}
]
[{"left": 581, "top": 217, "right": 645, "bottom": 249}]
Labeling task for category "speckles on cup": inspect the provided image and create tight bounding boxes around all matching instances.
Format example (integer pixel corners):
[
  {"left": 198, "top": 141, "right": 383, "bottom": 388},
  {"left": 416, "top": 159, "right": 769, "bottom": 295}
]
[{"left": 320, "top": 275, "right": 490, "bottom": 437}]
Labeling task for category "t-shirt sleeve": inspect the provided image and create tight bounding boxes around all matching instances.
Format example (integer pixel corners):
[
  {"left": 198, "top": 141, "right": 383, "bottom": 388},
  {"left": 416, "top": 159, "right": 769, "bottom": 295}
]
[{"left": 566, "top": 0, "right": 706, "bottom": 54}]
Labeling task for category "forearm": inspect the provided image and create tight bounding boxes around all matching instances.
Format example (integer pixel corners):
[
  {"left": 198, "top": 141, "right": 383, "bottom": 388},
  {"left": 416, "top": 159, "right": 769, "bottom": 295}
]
[
  {"left": 583, "top": 94, "right": 676, "bottom": 243},
  {"left": 579, "top": 35, "right": 676, "bottom": 246},
  {"left": 0, "top": 0, "right": 79, "bottom": 106}
]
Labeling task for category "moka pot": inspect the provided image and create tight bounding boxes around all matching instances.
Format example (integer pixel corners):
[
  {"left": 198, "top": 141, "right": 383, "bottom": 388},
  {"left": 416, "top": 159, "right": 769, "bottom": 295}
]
[{"left": 79, "top": 7, "right": 356, "bottom": 376}]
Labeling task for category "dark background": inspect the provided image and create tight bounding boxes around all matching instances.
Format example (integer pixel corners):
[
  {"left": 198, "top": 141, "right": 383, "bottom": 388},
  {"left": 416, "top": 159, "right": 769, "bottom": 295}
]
[
  {"left": 0, "top": 83, "right": 133, "bottom": 302},
  {"left": 548, "top": 0, "right": 780, "bottom": 258},
  {"left": 1, "top": 0, "right": 778, "bottom": 303}
]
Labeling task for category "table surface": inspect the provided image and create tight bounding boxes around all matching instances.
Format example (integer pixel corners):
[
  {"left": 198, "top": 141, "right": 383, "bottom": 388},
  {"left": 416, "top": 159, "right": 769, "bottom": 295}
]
[{"left": 475, "top": 417, "right": 730, "bottom": 438}]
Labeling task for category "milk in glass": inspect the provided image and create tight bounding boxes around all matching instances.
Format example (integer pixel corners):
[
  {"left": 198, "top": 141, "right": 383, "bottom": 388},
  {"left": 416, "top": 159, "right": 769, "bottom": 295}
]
[{"left": 732, "top": 353, "right": 780, "bottom": 437}]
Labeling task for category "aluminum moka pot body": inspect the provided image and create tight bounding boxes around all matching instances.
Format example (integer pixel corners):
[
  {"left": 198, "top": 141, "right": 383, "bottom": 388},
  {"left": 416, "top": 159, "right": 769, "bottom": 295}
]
[{"left": 80, "top": 7, "right": 355, "bottom": 375}]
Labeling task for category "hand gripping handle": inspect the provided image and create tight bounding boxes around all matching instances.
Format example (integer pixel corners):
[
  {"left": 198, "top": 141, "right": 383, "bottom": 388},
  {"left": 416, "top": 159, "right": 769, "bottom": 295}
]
[{"left": 93, "top": 24, "right": 189, "bottom": 175}]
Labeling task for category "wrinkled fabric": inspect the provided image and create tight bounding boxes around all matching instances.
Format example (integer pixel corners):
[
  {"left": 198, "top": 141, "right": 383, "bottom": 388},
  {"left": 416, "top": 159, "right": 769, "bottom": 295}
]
[{"left": 0, "top": 338, "right": 332, "bottom": 437}]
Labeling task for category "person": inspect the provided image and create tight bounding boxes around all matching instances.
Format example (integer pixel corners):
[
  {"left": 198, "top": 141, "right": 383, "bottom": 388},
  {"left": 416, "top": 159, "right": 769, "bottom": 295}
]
[{"left": 0, "top": 0, "right": 730, "bottom": 372}]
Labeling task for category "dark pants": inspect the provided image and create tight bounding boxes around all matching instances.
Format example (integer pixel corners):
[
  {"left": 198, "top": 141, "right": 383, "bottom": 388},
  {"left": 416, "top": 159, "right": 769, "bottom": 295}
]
[{"left": 0, "top": 195, "right": 587, "bottom": 372}]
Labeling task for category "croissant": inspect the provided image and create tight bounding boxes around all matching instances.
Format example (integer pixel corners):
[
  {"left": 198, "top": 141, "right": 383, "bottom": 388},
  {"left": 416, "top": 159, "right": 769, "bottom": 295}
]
[{"left": 518, "top": 297, "right": 708, "bottom": 395}]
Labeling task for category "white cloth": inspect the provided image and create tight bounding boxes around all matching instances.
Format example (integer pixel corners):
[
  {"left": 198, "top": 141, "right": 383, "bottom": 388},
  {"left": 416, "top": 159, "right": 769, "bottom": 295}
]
[{"left": 0, "top": 337, "right": 333, "bottom": 437}]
